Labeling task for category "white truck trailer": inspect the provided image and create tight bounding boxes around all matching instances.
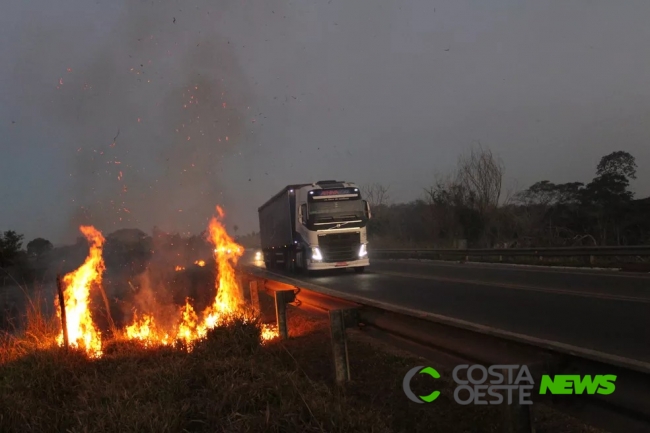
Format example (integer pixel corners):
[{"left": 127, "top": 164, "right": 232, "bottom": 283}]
[{"left": 258, "top": 180, "right": 371, "bottom": 273}]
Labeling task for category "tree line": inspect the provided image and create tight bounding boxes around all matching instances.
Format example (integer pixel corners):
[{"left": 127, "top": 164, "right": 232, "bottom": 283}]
[
  {"left": 1, "top": 147, "right": 647, "bottom": 280},
  {"left": 364, "top": 148, "right": 649, "bottom": 248},
  {"left": 0, "top": 224, "right": 263, "bottom": 286}
]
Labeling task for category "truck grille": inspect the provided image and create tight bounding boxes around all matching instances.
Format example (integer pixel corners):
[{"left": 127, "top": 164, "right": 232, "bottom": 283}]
[{"left": 318, "top": 232, "right": 361, "bottom": 262}]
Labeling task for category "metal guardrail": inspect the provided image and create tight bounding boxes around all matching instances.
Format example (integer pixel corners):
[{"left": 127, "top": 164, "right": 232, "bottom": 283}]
[
  {"left": 238, "top": 266, "right": 650, "bottom": 433},
  {"left": 372, "top": 245, "right": 650, "bottom": 257},
  {"left": 371, "top": 246, "right": 650, "bottom": 271}
]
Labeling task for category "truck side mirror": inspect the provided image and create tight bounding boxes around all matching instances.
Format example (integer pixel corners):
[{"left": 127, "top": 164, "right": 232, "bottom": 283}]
[{"left": 364, "top": 200, "right": 372, "bottom": 219}]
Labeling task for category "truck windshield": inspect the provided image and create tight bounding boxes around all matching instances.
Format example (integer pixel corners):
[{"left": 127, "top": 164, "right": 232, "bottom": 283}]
[{"left": 309, "top": 199, "right": 365, "bottom": 222}]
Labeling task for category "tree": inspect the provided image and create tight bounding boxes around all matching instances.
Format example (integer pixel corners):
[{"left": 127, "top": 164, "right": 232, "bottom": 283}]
[
  {"left": 103, "top": 229, "right": 153, "bottom": 274},
  {"left": 583, "top": 152, "right": 637, "bottom": 245},
  {"left": 453, "top": 144, "right": 505, "bottom": 246},
  {"left": 583, "top": 173, "right": 633, "bottom": 206},
  {"left": 456, "top": 143, "right": 504, "bottom": 213},
  {"left": 596, "top": 151, "right": 637, "bottom": 180},
  {"left": 26, "top": 237, "right": 53, "bottom": 257},
  {"left": 515, "top": 181, "right": 584, "bottom": 206},
  {"left": 362, "top": 183, "right": 391, "bottom": 208},
  {"left": 362, "top": 183, "right": 391, "bottom": 220},
  {"left": 0, "top": 230, "right": 25, "bottom": 267}
]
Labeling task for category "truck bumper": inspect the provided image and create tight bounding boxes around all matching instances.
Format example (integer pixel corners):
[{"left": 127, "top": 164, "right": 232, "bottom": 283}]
[{"left": 307, "top": 257, "right": 369, "bottom": 270}]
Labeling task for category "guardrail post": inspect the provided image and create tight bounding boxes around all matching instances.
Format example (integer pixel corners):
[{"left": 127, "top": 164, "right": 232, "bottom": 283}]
[
  {"left": 249, "top": 280, "right": 260, "bottom": 314},
  {"left": 274, "top": 290, "right": 292, "bottom": 340},
  {"left": 329, "top": 309, "right": 351, "bottom": 384},
  {"left": 589, "top": 255, "right": 595, "bottom": 266},
  {"left": 501, "top": 369, "right": 534, "bottom": 433}
]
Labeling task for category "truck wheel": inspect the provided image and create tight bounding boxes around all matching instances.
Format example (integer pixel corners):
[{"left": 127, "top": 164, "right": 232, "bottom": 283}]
[
  {"left": 300, "top": 252, "right": 314, "bottom": 276},
  {"left": 295, "top": 251, "right": 305, "bottom": 274},
  {"left": 354, "top": 266, "right": 365, "bottom": 274}
]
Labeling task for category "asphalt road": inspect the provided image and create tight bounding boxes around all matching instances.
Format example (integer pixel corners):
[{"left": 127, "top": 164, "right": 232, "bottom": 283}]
[{"left": 243, "top": 254, "right": 650, "bottom": 362}]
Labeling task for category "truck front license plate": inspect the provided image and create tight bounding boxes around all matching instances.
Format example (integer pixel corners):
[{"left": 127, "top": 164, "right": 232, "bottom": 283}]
[{"left": 335, "top": 262, "right": 348, "bottom": 267}]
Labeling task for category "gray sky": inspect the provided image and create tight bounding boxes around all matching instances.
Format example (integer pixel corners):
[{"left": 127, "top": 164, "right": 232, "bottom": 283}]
[{"left": 1, "top": 0, "right": 649, "bottom": 245}]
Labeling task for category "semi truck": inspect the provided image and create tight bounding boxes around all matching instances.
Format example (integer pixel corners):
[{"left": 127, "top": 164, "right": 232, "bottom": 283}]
[{"left": 258, "top": 180, "right": 371, "bottom": 273}]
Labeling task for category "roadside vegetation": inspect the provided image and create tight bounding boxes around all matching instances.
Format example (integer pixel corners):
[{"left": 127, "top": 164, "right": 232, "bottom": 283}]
[
  {"left": 1, "top": 289, "right": 605, "bottom": 433},
  {"left": 363, "top": 148, "right": 648, "bottom": 249}
]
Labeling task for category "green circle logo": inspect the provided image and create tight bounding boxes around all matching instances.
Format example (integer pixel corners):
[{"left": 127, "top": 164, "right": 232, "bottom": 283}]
[{"left": 402, "top": 366, "right": 441, "bottom": 403}]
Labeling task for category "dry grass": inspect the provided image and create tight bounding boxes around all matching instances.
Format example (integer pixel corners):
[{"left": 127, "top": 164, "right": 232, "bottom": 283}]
[
  {"left": 0, "top": 314, "right": 388, "bottom": 433},
  {"left": 0, "top": 289, "right": 59, "bottom": 364},
  {"left": 0, "top": 297, "right": 607, "bottom": 433}
]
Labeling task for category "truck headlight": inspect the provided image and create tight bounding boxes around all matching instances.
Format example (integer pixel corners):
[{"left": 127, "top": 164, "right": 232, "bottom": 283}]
[
  {"left": 255, "top": 251, "right": 262, "bottom": 261},
  {"left": 312, "top": 247, "right": 323, "bottom": 261},
  {"left": 359, "top": 244, "right": 367, "bottom": 258}
]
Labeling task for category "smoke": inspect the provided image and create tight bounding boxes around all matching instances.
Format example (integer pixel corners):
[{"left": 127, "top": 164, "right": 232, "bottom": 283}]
[
  {"left": 125, "top": 269, "right": 182, "bottom": 334},
  {"left": 106, "top": 226, "right": 215, "bottom": 331},
  {"left": 12, "top": 0, "right": 262, "bottom": 241}
]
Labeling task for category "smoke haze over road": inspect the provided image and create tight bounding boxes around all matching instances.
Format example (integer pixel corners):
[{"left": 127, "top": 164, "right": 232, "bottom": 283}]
[{"left": 2, "top": 0, "right": 650, "bottom": 243}]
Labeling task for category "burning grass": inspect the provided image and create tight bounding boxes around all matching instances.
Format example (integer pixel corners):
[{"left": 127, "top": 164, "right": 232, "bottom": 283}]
[
  {"left": 47, "top": 205, "right": 276, "bottom": 358},
  {"left": 0, "top": 311, "right": 384, "bottom": 433},
  {"left": 0, "top": 305, "right": 605, "bottom": 433}
]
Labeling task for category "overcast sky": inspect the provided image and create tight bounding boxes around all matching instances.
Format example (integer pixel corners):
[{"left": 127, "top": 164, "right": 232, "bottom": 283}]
[{"left": 1, "top": 0, "right": 649, "bottom": 245}]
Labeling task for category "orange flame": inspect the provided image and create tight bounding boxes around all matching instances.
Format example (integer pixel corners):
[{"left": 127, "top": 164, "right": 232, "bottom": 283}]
[
  {"left": 127, "top": 206, "right": 278, "bottom": 349},
  {"left": 175, "top": 265, "right": 185, "bottom": 271},
  {"left": 55, "top": 226, "right": 105, "bottom": 357},
  {"left": 120, "top": 206, "right": 278, "bottom": 349},
  {"left": 202, "top": 206, "right": 245, "bottom": 321},
  {"left": 125, "top": 313, "right": 169, "bottom": 347}
]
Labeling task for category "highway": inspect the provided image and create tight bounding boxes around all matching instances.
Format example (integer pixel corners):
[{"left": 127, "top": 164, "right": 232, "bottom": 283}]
[{"left": 243, "top": 254, "right": 650, "bottom": 363}]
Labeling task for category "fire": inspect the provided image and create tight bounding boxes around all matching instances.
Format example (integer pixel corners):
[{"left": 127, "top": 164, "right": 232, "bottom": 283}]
[
  {"left": 203, "top": 205, "right": 245, "bottom": 319},
  {"left": 261, "top": 324, "right": 279, "bottom": 341},
  {"left": 52, "top": 207, "right": 277, "bottom": 359},
  {"left": 125, "top": 313, "right": 169, "bottom": 347},
  {"left": 124, "top": 206, "right": 277, "bottom": 349},
  {"left": 177, "top": 299, "right": 204, "bottom": 345},
  {"left": 55, "top": 226, "right": 105, "bottom": 357}
]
